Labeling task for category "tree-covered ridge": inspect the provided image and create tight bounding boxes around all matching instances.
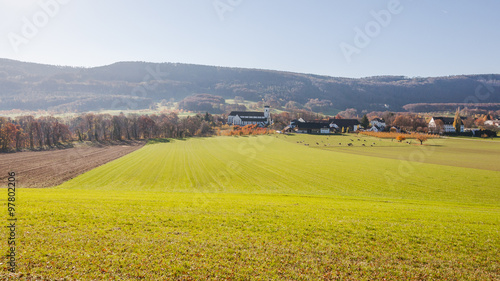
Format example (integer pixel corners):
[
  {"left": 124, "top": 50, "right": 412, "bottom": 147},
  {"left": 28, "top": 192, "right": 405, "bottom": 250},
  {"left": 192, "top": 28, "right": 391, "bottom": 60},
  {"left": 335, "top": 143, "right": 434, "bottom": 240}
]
[{"left": 1, "top": 58, "right": 499, "bottom": 113}]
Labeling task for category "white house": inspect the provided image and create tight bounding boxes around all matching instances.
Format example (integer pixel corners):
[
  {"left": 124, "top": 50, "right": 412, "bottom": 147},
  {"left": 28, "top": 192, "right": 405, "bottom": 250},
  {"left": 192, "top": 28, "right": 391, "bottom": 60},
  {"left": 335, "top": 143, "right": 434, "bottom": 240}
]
[
  {"left": 368, "top": 118, "right": 386, "bottom": 132},
  {"left": 227, "top": 106, "right": 271, "bottom": 127},
  {"left": 484, "top": 120, "right": 500, "bottom": 128},
  {"left": 370, "top": 118, "right": 386, "bottom": 127},
  {"left": 428, "top": 117, "right": 464, "bottom": 133}
]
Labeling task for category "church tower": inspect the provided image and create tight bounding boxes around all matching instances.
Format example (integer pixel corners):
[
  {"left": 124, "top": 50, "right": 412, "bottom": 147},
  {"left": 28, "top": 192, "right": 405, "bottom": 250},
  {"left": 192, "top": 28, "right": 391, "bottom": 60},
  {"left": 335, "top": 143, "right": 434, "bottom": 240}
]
[{"left": 264, "top": 106, "right": 270, "bottom": 123}]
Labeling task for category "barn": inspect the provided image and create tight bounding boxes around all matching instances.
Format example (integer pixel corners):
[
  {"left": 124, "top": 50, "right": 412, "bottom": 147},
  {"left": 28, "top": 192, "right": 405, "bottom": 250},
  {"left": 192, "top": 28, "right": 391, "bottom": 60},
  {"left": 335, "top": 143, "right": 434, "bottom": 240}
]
[{"left": 294, "top": 122, "right": 331, "bottom": 134}]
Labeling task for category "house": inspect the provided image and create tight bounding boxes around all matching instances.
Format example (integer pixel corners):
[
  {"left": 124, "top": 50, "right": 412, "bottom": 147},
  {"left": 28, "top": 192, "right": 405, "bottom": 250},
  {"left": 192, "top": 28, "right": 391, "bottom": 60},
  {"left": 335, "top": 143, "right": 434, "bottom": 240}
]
[
  {"left": 282, "top": 126, "right": 294, "bottom": 133},
  {"left": 370, "top": 118, "right": 386, "bottom": 127},
  {"left": 294, "top": 121, "right": 331, "bottom": 134},
  {"left": 289, "top": 118, "right": 360, "bottom": 134},
  {"left": 227, "top": 106, "right": 271, "bottom": 127},
  {"left": 428, "top": 117, "right": 465, "bottom": 133},
  {"left": 289, "top": 118, "right": 306, "bottom": 129},
  {"left": 369, "top": 118, "right": 386, "bottom": 132},
  {"left": 484, "top": 120, "right": 500, "bottom": 128},
  {"left": 328, "top": 119, "right": 361, "bottom": 132}
]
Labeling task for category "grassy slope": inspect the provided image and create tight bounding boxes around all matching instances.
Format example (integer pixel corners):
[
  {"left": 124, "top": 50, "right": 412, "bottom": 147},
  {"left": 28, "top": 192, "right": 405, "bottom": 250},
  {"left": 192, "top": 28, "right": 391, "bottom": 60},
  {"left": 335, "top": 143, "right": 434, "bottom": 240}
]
[
  {"left": 57, "top": 136, "right": 500, "bottom": 204},
  {"left": 4, "top": 135, "right": 500, "bottom": 279}
]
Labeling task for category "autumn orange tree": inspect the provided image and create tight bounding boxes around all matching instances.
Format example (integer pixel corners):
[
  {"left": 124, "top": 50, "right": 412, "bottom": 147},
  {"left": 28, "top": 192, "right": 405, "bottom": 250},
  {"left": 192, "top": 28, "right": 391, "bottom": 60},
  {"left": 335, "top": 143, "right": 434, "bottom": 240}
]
[
  {"left": 416, "top": 134, "right": 428, "bottom": 145},
  {"left": 396, "top": 135, "right": 406, "bottom": 142},
  {"left": 0, "top": 123, "right": 19, "bottom": 151}
]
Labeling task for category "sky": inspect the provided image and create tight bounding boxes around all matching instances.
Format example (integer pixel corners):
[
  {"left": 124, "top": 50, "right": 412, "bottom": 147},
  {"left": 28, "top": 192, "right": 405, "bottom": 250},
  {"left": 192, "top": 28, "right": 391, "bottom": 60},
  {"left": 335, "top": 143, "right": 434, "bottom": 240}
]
[{"left": 1, "top": 0, "right": 499, "bottom": 78}]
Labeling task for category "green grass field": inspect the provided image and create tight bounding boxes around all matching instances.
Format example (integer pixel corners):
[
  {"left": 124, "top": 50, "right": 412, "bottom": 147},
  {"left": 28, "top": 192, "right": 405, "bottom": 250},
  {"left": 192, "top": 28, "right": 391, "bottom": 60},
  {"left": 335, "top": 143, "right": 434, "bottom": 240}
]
[
  {"left": 3, "top": 135, "right": 500, "bottom": 279},
  {"left": 276, "top": 133, "right": 500, "bottom": 171}
]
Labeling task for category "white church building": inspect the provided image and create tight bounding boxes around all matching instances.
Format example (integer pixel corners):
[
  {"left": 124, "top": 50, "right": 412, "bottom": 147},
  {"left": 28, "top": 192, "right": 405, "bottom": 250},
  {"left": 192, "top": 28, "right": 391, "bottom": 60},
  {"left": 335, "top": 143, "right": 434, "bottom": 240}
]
[{"left": 227, "top": 106, "right": 271, "bottom": 127}]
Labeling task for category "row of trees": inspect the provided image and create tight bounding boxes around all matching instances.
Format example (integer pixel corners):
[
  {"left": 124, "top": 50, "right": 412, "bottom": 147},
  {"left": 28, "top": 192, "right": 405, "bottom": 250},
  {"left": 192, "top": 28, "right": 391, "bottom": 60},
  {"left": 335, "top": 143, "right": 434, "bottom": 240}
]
[
  {"left": 359, "top": 131, "right": 439, "bottom": 145},
  {"left": 0, "top": 112, "right": 227, "bottom": 152},
  {"left": 0, "top": 108, "right": 328, "bottom": 152},
  {"left": 2, "top": 107, "right": 498, "bottom": 152},
  {"left": 0, "top": 116, "right": 72, "bottom": 151}
]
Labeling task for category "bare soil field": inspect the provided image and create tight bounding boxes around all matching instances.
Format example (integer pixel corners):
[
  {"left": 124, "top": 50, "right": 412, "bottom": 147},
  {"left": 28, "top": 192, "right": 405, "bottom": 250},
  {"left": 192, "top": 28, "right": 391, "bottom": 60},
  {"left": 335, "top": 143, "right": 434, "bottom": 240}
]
[{"left": 0, "top": 141, "right": 145, "bottom": 188}]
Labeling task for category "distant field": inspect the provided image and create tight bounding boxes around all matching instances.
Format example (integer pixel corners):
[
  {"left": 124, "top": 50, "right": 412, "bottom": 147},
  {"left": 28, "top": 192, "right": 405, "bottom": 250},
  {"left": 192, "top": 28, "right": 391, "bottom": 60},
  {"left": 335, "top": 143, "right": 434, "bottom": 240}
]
[
  {"left": 225, "top": 99, "right": 257, "bottom": 107},
  {"left": 2, "top": 136, "right": 499, "bottom": 279},
  {"left": 0, "top": 103, "right": 190, "bottom": 118},
  {"left": 276, "top": 134, "right": 500, "bottom": 171},
  {"left": 447, "top": 135, "right": 500, "bottom": 141}
]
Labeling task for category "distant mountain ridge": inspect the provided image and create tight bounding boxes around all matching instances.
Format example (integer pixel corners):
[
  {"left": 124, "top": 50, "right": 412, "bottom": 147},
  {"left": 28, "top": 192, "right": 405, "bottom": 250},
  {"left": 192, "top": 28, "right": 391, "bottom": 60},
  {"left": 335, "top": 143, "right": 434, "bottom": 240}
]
[{"left": 0, "top": 58, "right": 499, "bottom": 113}]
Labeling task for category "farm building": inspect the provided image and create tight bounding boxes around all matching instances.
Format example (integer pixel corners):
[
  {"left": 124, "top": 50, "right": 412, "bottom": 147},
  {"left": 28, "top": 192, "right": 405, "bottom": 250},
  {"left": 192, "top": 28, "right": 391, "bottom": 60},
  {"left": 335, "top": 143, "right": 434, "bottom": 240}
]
[
  {"left": 328, "top": 119, "right": 361, "bottom": 132},
  {"left": 368, "top": 118, "right": 386, "bottom": 132},
  {"left": 428, "top": 117, "right": 464, "bottom": 133},
  {"left": 227, "top": 106, "right": 271, "bottom": 127},
  {"left": 294, "top": 122, "right": 331, "bottom": 134},
  {"left": 484, "top": 119, "right": 500, "bottom": 128}
]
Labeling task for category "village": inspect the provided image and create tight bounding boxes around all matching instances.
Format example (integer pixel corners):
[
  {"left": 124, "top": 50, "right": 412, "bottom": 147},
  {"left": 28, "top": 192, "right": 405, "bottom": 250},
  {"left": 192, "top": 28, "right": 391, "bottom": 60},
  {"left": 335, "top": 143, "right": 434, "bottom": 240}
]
[{"left": 227, "top": 106, "right": 500, "bottom": 137}]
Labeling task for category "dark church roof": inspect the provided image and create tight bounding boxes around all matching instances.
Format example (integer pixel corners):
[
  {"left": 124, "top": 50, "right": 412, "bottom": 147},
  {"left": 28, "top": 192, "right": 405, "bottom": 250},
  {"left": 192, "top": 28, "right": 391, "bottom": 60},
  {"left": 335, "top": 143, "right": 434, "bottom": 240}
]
[
  {"left": 229, "top": 111, "right": 265, "bottom": 117},
  {"left": 296, "top": 122, "right": 330, "bottom": 129},
  {"left": 432, "top": 117, "right": 465, "bottom": 125}
]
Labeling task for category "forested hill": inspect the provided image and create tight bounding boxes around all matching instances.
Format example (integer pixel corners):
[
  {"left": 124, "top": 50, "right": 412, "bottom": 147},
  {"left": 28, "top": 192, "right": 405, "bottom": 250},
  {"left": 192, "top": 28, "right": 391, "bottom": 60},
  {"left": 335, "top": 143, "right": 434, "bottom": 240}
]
[{"left": 1, "top": 58, "right": 499, "bottom": 113}]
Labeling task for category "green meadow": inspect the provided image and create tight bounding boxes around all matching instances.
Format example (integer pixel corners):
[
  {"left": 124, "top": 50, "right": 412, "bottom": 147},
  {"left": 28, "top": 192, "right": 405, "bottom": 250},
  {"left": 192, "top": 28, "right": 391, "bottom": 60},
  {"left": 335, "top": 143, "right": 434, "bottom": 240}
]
[
  {"left": 3, "top": 135, "right": 500, "bottom": 279},
  {"left": 277, "top": 134, "right": 500, "bottom": 171}
]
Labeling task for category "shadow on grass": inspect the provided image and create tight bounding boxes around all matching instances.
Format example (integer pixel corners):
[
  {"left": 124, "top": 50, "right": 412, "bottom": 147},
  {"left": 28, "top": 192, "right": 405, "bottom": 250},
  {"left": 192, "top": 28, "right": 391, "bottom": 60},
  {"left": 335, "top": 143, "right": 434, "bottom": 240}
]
[
  {"left": 146, "top": 138, "right": 171, "bottom": 145},
  {"left": 422, "top": 144, "right": 444, "bottom": 147}
]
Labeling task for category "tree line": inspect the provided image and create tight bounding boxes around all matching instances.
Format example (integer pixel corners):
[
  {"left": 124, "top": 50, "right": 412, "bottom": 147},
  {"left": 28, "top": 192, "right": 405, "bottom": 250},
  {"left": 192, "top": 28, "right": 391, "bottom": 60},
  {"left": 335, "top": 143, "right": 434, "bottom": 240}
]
[
  {"left": 0, "top": 113, "right": 225, "bottom": 152},
  {"left": 0, "top": 116, "right": 72, "bottom": 151},
  {"left": 1, "top": 108, "right": 498, "bottom": 152}
]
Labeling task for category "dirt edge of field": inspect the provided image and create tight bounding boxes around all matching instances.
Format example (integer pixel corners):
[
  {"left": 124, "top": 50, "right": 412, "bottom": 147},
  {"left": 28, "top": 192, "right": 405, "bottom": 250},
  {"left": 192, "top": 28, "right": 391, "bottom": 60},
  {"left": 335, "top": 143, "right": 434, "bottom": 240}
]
[{"left": 0, "top": 141, "right": 145, "bottom": 188}]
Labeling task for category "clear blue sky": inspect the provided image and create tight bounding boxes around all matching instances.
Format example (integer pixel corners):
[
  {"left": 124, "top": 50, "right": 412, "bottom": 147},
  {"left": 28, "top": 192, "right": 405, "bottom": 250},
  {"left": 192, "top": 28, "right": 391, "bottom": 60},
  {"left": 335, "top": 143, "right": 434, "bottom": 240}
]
[{"left": 1, "top": 0, "right": 499, "bottom": 78}]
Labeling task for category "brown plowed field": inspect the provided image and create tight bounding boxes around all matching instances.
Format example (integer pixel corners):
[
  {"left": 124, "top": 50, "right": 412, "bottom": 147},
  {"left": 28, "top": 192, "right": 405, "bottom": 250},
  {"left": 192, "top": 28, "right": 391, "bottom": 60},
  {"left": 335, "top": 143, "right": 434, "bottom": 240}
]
[{"left": 0, "top": 141, "right": 145, "bottom": 188}]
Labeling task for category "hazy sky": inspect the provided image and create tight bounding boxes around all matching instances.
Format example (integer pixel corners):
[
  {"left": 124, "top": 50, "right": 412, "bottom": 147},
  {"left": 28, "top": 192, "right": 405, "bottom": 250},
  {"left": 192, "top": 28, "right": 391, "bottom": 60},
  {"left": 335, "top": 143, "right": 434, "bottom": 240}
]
[{"left": 1, "top": 0, "right": 499, "bottom": 78}]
